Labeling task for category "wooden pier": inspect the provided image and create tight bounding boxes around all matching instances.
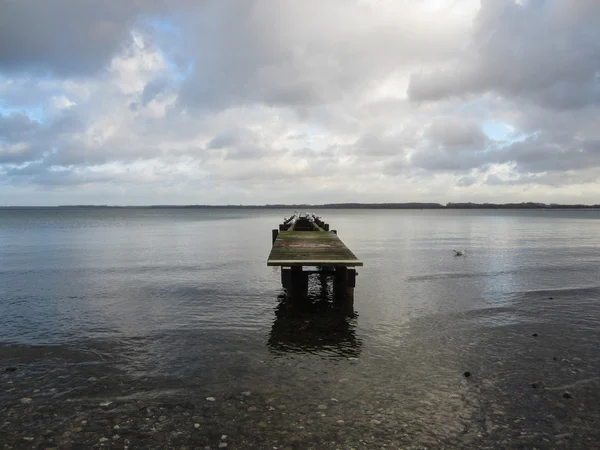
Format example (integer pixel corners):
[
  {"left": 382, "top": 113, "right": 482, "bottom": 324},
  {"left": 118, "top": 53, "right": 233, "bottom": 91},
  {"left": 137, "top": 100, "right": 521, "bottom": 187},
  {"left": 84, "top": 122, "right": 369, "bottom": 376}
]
[{"left": 268, "top": 213, "right": 362, "bottom": 301}]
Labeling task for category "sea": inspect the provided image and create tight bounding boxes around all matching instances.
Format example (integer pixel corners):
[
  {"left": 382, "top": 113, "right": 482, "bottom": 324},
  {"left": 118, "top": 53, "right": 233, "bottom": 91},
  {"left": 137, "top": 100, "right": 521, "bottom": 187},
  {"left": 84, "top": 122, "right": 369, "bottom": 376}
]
[{"left": 1, "top": 208, "right": 599, "bottom": 448}]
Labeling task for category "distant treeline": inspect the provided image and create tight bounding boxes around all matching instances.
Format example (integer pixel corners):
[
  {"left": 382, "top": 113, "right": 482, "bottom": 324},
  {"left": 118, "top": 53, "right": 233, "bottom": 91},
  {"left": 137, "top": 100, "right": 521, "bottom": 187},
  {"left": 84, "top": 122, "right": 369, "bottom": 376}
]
[
  {"left": 2, "top": 202, "right": 600, "bottom": 210},
  {"left": 182, "top": 202, "right": 600, "bottom": 209},
  {"left": 445, "top": 202, "right": 600, "bottom": 209}
]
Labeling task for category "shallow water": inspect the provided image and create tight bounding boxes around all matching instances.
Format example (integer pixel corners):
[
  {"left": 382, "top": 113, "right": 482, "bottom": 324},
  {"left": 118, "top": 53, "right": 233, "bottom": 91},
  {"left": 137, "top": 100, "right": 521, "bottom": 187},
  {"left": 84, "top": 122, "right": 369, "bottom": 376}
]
[{"left": 1, "top": 208, "right": 600, "bottom": 448}]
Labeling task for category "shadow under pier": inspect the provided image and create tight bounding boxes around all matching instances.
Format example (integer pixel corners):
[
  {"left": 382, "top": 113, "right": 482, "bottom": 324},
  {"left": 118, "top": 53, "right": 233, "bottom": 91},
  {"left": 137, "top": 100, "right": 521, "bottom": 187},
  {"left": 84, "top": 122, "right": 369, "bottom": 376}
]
[{"left": 281, "top": 266, "right": 357, "bottom": 309}]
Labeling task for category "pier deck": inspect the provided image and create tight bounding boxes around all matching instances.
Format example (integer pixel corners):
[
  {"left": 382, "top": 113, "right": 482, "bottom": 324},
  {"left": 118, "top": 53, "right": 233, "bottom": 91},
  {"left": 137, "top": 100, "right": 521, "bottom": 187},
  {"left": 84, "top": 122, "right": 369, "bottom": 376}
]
[
  {"left": 268, "top": 213, "right": 362, "bottom": 301},
  {"left": 267, "top": 230, "right": 362, "bottom": 267}
]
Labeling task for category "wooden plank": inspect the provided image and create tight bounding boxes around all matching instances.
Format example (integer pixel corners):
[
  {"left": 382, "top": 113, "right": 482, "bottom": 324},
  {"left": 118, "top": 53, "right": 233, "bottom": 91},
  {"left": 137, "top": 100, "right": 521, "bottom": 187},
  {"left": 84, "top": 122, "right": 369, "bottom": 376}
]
[{"left": 267, "top": 230, "right": 362, "bottom": 267}]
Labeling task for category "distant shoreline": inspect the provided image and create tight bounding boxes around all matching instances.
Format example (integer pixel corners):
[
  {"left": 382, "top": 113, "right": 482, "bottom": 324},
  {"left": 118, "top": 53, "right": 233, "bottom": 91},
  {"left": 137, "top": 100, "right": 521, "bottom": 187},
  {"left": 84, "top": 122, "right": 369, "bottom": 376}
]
[{"left": 1, "top": 202, "right": 600, "bottom": 210}]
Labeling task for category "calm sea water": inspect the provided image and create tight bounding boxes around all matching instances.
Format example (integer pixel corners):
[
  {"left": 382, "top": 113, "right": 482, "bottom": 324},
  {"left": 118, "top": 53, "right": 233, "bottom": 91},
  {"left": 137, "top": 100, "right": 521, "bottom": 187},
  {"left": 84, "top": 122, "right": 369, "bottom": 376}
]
[{"left": 1, "top": 208, "right": 600, "bottom": 448}]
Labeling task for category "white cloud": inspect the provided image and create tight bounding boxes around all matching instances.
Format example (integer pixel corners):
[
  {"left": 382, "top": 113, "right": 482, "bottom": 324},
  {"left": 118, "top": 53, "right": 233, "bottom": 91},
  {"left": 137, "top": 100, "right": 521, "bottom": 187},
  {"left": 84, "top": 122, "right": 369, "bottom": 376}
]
[
  {"left": 51, "top": 96, "right": 75, "bottom": 110},
  {"left": 1, "top": 0, "right": 600, "bottom": 205}
]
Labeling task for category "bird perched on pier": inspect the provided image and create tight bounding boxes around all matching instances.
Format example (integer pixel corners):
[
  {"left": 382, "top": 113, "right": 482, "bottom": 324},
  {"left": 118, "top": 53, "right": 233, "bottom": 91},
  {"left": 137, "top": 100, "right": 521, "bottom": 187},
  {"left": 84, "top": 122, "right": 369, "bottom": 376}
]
[{"left": 453, "top": 249, "right": 466, "bottom": 256}]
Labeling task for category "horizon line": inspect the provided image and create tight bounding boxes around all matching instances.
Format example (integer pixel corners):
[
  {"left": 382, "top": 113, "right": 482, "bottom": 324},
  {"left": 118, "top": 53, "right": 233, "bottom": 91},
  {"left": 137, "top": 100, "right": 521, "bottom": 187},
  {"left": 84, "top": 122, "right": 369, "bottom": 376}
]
[{"left": 1, "top": 202, "right": 600, "bottom": 209}]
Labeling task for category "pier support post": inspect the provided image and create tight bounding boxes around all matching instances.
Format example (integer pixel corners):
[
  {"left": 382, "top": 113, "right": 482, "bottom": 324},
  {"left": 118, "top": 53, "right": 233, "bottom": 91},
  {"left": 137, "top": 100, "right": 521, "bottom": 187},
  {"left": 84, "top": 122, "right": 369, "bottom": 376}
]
[
  {"left": 287, "top": 266, "right": 308, "bottom": 302},
  {"left": 319, "top": 270, "right": 329, "bottom": 297},
  {"left": 272, "top": 229, "right": 279, "bottom": 244},
  {"left": 334, "top": 267, "right": 355, "bottom": 309},
  {"left": 281, "top": 268, "right": 291, "bottom": 289}
]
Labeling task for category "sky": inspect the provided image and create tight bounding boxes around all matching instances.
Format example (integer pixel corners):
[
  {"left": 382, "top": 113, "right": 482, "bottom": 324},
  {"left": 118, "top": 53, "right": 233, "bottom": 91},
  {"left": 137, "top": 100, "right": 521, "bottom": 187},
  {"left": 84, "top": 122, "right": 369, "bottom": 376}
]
[{"left": 1, "top": 0, "right": 600, "bottom": 206}]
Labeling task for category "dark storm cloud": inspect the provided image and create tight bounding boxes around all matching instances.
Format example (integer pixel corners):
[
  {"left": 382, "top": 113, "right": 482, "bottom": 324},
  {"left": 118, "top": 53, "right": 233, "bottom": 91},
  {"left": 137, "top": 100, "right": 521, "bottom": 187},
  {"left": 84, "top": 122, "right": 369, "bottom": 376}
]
[
  {"left": 0, "top": 108, "right": 84, "bottom": 167},
  {"left": 426, "top": 116, "right": 486, "bottom": 148},
  {"left": 408, "top": 119, "right": 600, "bottom": 176},
  {"left": 207, "top": 128, "right": 250, "bottom": 149},
  {"left": 3, "top": 160, "right": 49, "bottom": 179},
  {"left": 409, "top": 116, "right": 490, "bottom": 171},
  {"left": 224, "top": 146, "right": 268, "bottom": 160},
  {"left": 43, "top": 110, "right": 84, "bottom": 136},
  {"left": 43, "top": 139, "right": 160, "bottom": 167},
  {"left": 410, "top": 146, "right": 491, "bottom": 172},
  {"left": 176, "top": 0, "right": 468, "bottom": 110},
  {"left": 0, "top": 112, "right": 39, "bottom": 142},
  {"left": 456, "top": 175, "right": 477, "bottom": 187},
  {"left": 497, "top": 134, "right": 600, "bottom": 174},
  {"left": 0, "top": 143, "right": 38, "bottom": 164},
  {"left": 352, "top": 132, "right": 415, "bottom": 157},
  {"left": 408, "top": 0, "right": 600, "bottom": 110},
  {"left": 206, "top": 127, "right": 271, "bottom": 159},
  {"left": 403, "top": 0, "right": 600, "bottom": 184},
  {"left": 0, "top": 0, "right": 152, "bottom": 75},
  {"left": 141, "top": 77, "right": 169, "bottom": 105},
  {"left": 0, "top": 113, "right": 46, "bottom": 165},
  {"left": 129, "top": 76, "right": 171, "bottom": 111},
  {"left": 5, "top": 162, "right": 111, "bottom": 186}
]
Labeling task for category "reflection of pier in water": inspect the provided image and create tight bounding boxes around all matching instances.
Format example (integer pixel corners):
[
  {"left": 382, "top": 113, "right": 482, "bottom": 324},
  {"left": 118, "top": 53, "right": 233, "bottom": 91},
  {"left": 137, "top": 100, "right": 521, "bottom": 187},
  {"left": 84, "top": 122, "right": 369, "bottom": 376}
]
[{"left": 268, "top": 273, "right": 362, "bottom": 358}]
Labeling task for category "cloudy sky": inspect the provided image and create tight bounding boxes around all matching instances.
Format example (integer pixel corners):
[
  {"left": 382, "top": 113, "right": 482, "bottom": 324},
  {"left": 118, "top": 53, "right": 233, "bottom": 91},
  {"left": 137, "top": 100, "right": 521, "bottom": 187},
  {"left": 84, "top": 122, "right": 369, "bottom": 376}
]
[{"left": 1, "top": 0, "right": 599, "bottom": 205}]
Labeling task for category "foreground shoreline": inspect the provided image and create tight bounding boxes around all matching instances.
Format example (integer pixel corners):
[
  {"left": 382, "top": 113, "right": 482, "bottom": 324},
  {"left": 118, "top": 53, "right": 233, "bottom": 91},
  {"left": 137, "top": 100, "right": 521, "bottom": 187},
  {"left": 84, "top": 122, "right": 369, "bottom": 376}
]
[{"left": 2, "top": 340, "right": 599, "bottom": 449}]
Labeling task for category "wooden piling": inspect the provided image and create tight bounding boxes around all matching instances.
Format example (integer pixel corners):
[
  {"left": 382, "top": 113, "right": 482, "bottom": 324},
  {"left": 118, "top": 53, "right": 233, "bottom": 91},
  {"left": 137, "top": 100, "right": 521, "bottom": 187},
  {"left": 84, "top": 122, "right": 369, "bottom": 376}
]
[
  {"left": 281, "top": 268, "right": 291, "bottom": 288},
  {"left": 288, "top": 266, "right": 308, "bottom": 301}
]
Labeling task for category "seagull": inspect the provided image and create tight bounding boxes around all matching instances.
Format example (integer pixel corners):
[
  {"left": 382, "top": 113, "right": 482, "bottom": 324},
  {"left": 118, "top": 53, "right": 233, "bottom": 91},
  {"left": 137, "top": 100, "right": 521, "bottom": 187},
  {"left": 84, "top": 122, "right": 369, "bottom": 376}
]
[{"left": 453, "top": 249, "right": 466, "bottom": 256}]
